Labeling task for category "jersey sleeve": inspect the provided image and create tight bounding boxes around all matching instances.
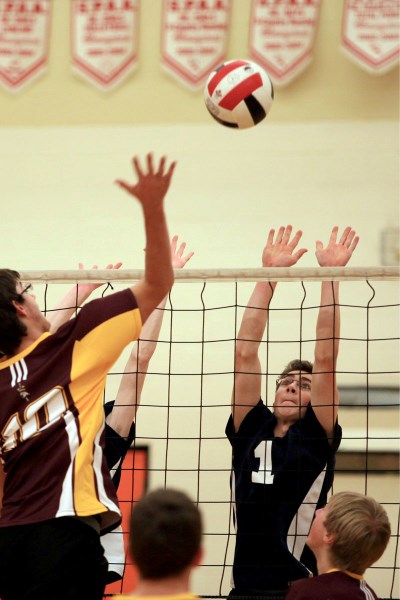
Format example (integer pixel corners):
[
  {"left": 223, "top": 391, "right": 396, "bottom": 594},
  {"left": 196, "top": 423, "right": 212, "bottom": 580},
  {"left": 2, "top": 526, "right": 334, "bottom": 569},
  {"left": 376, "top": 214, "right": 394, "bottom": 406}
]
[
  {"left": 67, "top": 289, "right": 142, "bottom": 374},
  {"left": 226, "top": 400, "right": 273, "bottom": 448},
  {"left": 300, "top": 404, "right": 342, "bottom": 453}
]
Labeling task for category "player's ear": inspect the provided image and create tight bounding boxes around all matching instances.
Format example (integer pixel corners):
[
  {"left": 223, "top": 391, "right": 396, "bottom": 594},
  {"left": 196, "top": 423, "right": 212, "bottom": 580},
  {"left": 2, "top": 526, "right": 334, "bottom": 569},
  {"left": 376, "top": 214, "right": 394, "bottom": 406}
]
[
  {"left": 324, "top": 531, "right": 334, "bottom": 546},
  {"left": 191, "top": 546, "right": 204, "bottom": 567},
  {"left": 12, "top": 300, "right": 27, "bottom": 317}
]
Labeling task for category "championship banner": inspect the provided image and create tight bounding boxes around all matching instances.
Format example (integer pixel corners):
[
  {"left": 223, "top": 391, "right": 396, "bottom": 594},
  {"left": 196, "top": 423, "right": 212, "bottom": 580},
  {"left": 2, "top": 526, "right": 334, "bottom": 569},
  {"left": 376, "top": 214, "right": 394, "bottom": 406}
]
[
  {"left": 161, "top": 0, "right": 231, "bottom": 90},
  {"left": 71, "top": 0, "right": 139, "bottom": 91},
  {"left": 248, "top": 0, "right": 321, "bottom": 86},
  {"left": 0, "top": 0, "right": 51, "bottom": 93},
  {"left": 341, "top": 0, "right": 399, "bottom": 74}
]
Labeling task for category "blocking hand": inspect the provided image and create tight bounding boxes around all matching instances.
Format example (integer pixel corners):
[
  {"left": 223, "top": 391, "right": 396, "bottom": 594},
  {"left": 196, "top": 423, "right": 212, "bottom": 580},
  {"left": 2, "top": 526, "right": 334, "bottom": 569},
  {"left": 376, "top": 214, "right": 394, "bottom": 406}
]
[
  {"left": 115, "top": 153, "right": 176, "bottom": 211},
  {"left": 262, "top": 225, "right": 308, "bottom": 268},
  {"left": 315, "top": 226, "right": 359, "bottom": 267}
]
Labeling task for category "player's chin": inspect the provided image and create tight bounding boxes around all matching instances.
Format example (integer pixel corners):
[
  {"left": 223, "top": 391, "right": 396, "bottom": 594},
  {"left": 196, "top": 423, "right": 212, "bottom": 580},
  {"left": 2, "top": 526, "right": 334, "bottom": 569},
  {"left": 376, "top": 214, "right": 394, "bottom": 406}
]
[{"left": 275, "top": 405, "right": 302, "bottom": 418}]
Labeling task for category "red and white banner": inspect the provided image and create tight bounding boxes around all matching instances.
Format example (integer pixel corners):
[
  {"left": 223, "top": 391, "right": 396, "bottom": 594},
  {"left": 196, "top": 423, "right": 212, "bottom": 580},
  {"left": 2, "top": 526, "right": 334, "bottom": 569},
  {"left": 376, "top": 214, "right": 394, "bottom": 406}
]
[
  {"left": 0, "top": 0, "right": 51, "bottom": 93},
  {"left": 341, "top": 0, "right": 399, "bottom": 74},
  {"left": 248, "top": 0, "right": 321, "bottom": 86},
  {"left": 71, "top": 0, "right": 139, "bottom": 91},
  {"left": 161, "top": 0, "right": 231, "bottom": 90}
]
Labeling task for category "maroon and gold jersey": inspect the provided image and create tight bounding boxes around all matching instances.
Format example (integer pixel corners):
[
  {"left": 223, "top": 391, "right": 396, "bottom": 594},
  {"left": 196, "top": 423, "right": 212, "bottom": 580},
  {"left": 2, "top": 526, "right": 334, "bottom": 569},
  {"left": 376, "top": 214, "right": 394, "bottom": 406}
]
[
  {"left": 0, "top": 289, "right": 141, "bottom": 534},
  {"left": 285, "top": 570, "right": 378, "bottom": 599}
]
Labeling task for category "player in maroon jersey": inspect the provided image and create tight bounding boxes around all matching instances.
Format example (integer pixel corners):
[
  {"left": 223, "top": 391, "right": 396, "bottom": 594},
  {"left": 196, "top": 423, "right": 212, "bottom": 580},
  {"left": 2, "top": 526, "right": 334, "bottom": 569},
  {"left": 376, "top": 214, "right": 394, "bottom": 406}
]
[
  {"left": 285, "top": 491, "right": 391, "bottom": 600},
  {"left": 48, "top": 234, "right": 194, "bottom": 583},
  {"left": 0, "top": 153, "right": 175, "bottom": 600}
]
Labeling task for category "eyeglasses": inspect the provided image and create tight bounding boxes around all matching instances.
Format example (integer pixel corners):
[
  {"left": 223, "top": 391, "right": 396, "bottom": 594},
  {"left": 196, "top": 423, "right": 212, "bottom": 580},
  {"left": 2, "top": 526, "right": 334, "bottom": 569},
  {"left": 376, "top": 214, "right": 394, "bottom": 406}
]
[
  {"left": 276, "top": 377, "right": 312, "bottom": 391},
  {"left": 21, "top": 283, "right": 34, "bottom": 296}
]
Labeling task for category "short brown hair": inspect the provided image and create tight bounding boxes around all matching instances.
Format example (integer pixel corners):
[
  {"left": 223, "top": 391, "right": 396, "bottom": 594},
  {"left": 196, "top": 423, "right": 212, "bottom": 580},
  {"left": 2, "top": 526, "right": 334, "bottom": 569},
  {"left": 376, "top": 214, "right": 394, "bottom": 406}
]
[
  {"left": 129, "top": 488, "right": 202, "bottom": 580},
  {"left": 276, "top": 359, "right": 313, "bottom": 388},
  {"left": 0, "top": 269, "right": 27, "bottom": 357},
  {"left": 325, "top": 492, "right": 391, "bottom": 574}
]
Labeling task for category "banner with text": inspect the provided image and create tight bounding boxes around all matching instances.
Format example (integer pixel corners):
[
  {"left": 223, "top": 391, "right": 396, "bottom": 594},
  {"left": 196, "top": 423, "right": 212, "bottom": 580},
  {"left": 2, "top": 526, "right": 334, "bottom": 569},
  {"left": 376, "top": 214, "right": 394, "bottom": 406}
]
[
  {"left": 341, "top": 0, "right": 399, "bottom": 74},
  {"left": 248, "top": 0, "right": 321, "bottom": 86},
  {"left": 161, "top": 0, "right": 231, "bottom": 90},
  {"left": 71, "top": 0, "right": 139, "bottom": 91},
  {"left": 0, "top": 0, "right": 51, "bottom": 93}
]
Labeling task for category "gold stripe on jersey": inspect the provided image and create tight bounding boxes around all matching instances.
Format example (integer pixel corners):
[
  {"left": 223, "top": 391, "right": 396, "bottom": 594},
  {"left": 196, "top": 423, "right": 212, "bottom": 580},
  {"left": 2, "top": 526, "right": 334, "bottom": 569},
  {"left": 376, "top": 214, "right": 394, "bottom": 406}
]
[{"left": 69, "top": 309, "right": 141, "bottom": 518}]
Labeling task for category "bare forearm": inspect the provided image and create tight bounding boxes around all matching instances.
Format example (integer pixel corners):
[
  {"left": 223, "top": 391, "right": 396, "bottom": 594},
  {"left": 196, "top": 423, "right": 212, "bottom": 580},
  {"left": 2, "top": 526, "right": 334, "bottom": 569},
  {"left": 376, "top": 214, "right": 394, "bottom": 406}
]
[
  {"left": 48, "top": 286, "right": 91, "bottom": 332},
  {"left": 133, "top": 207, "right": 173, "bottom": 324},
  {"left": 138, "top": 295, "right": 168, "bottom": 357},
  {"left": 110, "top": 304, "right": 166, "bottom": 436},
  {"left": 238, "top": 281, "right": 277, "bottom": 342},
  {"left": 143, "top": 207, "right": 173, "bottom": 297},
  {"left": 315, "top": 281, "right": 340, "bottom": 364}
]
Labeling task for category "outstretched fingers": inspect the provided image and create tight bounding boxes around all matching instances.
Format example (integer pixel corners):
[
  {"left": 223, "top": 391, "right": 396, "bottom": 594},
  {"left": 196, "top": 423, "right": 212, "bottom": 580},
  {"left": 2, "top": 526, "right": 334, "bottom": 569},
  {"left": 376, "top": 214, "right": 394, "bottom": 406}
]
[
  {"left": 146, "top": 153, "right": 155, "bottom": 175},
  {"left": 316, "top": 225, "right": 359, "bottom": 266},
  {"left": 328, "top": 225, "right": 339, "bottom": 246},
  {"left": 338, "top": 226, "right": 352, "bottom": 245},
  {"left": 349, "top": 235, "right": 359, "bottom": 254},
  {"left": 281, "top": 224, "right": 293, "bottom": 245},
  {"left": 266, "top": 228, "right": 276, "bottom": 246},
  {"left": 114, "top": 179, "right": 133, "bottom": 194},
  {"left": 116, "top": 152, "right": 177, "bottom": 206},
  {"left": 180, "top": 250, "right": 194, "bottom": 266},
  {"left": 336, "top": 226, "right": 359, "bottom": 252},
  {"left": 133, "top": 155, "right": 144, "bottom": 178},
  {"left": 165, "top": 159, "right": 177, "bottom": 183},
  {"left": 293, "top": 247, "right": 308, "bottom": 261},
  {"left": 262, "top": 224, "right": 307, "bottom": 267},
  {"left": 170, "top": 234, "right": 194, "bottom": 268},
  {"left": 288, "top": 227, "right": 303, "bottom": 250},
  {"left": 155, "top": 155, "right": 166, "bottom": 175},
  {"left": 275, "top": 225, "right": 286, "bottom": 244},
  {"left": 177, "top": 241, "right": 186, "bottom": 256},
  {"left": 340, "top": 227, "right": 358, "bottom": 249}
]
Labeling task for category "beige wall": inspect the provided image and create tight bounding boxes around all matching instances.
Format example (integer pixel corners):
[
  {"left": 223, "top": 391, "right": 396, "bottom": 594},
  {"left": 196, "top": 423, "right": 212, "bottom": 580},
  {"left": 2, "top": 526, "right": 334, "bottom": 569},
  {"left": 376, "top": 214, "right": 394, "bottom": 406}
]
[{"left": 0, "top": 0, "right": 398, "bottom": 126}]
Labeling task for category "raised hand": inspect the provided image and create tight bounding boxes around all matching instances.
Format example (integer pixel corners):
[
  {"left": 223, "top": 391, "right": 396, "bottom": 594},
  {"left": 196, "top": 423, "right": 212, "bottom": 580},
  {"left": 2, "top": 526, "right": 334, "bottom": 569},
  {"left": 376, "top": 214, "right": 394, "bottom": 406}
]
[
  {"left": 262, "top": 225, "right": 308, "bottom": 268},
  {"left": 115, "top": 153, "right": 176, "bottom": 211},
  {"left": 77, "top": 262, "right": 123, "bottom": 294},
  {"left": 315, "top": 226, "right": 359, "bottom": 267},
  {"left": 171, "top": 235, "right": 194, "bottom": 269}
]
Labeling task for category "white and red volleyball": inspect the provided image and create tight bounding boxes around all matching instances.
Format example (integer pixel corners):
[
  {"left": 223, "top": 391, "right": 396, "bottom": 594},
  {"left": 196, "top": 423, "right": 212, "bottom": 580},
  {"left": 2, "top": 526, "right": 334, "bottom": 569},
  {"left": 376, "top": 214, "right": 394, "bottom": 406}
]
[{"left": 204, "top": 59, "right": 274, "bottom": 129}]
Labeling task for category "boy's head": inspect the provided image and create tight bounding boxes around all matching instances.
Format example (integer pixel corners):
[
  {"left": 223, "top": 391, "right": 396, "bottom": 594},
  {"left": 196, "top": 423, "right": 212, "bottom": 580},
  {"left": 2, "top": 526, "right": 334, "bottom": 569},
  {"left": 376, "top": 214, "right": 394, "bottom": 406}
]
[
  {"left": 307, "top": 491, "right": 391, "bottom": 575},
  {"left": 273, "top": 359, "right": 313, "bottom": 422},
  {"left": 0, "top": 269, "right": 28, "bottom": 357},
  {"left": 130, "top": 487, "right": 203, "bottom": 580}
]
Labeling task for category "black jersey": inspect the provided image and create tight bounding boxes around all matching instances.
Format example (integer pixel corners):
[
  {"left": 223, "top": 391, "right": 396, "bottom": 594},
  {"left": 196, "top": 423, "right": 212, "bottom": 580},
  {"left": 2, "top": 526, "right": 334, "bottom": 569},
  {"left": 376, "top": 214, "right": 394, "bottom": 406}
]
[
  {"left": 226, "top": 400, "right": 341, "bottom": 593},
  {"left": 104, "top": 400, "right": 136, "bottom": 489},
  {"left": 102, "top": 401, "right": 137, "bottom": 583},
  {"left": 0, "top": 289, "right": 141, "bottom": 534}
]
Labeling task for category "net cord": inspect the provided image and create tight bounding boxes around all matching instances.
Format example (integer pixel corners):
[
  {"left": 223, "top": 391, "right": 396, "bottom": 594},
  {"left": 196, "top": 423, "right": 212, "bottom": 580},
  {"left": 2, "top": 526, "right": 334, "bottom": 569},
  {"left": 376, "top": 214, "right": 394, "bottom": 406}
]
[{"left": 18, "top": 266, "right": 400, "bottom": 284}]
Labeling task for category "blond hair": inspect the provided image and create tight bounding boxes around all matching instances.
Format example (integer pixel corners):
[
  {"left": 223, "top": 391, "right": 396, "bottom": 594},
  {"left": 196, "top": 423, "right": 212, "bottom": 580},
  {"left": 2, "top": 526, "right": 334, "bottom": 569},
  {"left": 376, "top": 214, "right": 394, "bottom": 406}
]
[{"left": 325, "top": 492, "right": 391, "bottom": 574}]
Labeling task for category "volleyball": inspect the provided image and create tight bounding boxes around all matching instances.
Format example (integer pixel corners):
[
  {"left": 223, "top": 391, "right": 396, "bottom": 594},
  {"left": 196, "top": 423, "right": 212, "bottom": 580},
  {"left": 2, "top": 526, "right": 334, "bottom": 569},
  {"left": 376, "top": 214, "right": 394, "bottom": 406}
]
[{"left": 204, "top": 59, "right": 274, "bottom": 129}]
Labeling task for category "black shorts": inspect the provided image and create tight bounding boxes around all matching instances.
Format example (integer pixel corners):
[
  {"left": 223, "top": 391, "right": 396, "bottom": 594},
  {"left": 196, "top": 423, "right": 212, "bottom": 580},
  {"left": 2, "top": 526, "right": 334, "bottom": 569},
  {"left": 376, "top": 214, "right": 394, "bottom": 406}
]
[{"left": 0, "top": 517, "right": 108, "bottom": 600}]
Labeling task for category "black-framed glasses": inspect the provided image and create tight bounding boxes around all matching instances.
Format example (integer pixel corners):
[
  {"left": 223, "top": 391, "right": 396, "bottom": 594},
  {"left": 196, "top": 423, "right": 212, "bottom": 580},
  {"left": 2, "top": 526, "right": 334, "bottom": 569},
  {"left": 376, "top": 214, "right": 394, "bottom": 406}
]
[
  {"left": 276, "top": 377, "right": 312, "bottom": 391},
  {"left": 21, "top": 283, "right": 34, "bottom": 296}
]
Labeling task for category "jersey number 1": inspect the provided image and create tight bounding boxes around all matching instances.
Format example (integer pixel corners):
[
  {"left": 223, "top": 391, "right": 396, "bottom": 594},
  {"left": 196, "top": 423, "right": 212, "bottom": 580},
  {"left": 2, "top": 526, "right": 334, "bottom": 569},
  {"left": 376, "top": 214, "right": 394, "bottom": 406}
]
[{"left": 251, "top": 440, "right": 274, "bottom": 484}]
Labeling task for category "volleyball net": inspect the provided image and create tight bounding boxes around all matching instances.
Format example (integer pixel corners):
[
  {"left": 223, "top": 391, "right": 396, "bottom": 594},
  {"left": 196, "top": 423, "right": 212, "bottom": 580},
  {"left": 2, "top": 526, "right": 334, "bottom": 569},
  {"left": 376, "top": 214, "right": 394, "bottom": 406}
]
[{"left": 21, "top": 267, "right": 400, "bottom": 600}]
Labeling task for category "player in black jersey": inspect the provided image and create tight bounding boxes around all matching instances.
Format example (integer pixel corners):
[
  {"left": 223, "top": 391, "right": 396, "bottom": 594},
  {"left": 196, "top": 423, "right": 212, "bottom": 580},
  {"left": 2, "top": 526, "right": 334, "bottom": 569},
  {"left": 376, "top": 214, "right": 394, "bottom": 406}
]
[
  {"left": 226, "top": 224, "right": 359, "bottom": 596},
  {"left": 48, "top": 235, "right": 194, "bottom": 583},
  {"left": 0, "top": 153, "right": 175, "bottom": 600}
]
